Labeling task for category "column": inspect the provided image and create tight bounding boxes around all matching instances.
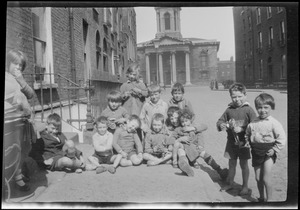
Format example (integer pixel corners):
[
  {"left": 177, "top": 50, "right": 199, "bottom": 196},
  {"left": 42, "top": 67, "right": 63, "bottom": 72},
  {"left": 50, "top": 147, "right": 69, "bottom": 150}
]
[
  {"left": 171, "top": 51, "right": 177, "bottom": 84},
  {"left": 158, "top": 52, "right": 164, "bottom": 86},
  {"left": 185, "top": 51, "right": 192, "bottom": 85},
  {"left": 145, "top": 53, "right": 150, "bottom": 85},
  {"left": 156, "top": 11, "right": 160, "bottom": 33}
]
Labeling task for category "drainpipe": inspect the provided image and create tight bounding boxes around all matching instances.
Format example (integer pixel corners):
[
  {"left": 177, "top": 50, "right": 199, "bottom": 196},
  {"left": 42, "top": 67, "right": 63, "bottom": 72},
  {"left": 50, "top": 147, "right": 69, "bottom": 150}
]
[{"left": 69, "top": 8, "right": 76, "bottom": 84}]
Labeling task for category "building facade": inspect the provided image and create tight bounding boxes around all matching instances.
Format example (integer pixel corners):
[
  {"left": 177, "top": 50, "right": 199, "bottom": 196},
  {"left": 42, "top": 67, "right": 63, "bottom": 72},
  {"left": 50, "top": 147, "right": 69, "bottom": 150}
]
[
  {"left": 217, "top": 56, "right": 236, "bottom": 83},
  {"left": 233, "top": 6, "right": 287, "bottom": 88},
  {"left": 137, "top": 7, "right": 220, "bottom": 87},
  {"left": 6, "top": 6, "right": 137, "bottom": 118}
]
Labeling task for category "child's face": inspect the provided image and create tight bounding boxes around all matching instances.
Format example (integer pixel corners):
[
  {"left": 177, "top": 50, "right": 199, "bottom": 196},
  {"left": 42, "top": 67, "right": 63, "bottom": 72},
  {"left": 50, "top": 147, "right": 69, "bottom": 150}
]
[
  {"left": 128, "top": 70, "right": 138, "bottom": 81},
  {"left": 149, "top": 91, "right": 161, "bottom": 104},
  {"left": 46, "top": 123, "right": 60, "bottom": 136},
  {"left": 96, "top": 122, "right": 108, "bottom": 135},
  {"left": 126, "top": 120, "right": 139, "bottom": 133},
  {"left": 108, "top": 100, "right": 121, "bottom": 111},
  {"left": 152, "top": 119, "right": 163, "bottom": 133},
  {"left": 169, "top": 112, "right": 180, "bottom": 127},
  {"left": 230, "top": 91, "right": 246, "bottom": 107},
  {"left": 256, "top": 104, "right": 272, "bottom": 119},
  {"left": 8, "top": 61, "right": 22, "bottom": 76},
  {"left": 180, "top": 118, "right": 192, "bottom": 127},
  {"left": 172, "top": 90, "right": 183, "bottom": 102}
]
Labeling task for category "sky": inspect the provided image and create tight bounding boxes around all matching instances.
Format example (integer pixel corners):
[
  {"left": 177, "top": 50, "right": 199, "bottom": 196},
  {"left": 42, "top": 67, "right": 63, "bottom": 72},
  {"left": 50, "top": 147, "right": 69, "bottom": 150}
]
[{"left": 135, "top": 7, "right": 235, "bottom": 61}]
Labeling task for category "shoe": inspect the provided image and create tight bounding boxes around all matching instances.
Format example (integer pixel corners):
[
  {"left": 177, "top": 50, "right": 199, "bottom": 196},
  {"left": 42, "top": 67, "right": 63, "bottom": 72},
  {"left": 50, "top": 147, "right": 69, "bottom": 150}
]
[
  {"left": 15, "top": 182, "right": 30, "bottom": 191},
  {"left": 218, "top": 168, "right": 229, "bottom": 181},
  {"left": 257, "top": 197, "right": 266, "bottom": 202},
  {"left": 172, "top": 164, "right": 178, "bottom": 168},
  {"left": 96, "top": 166, "right": 107, "bottom": 174},
  {"left": 85, "top": 164, "right": 97, "bottom": 171},
  {"left": 239, "top": 188, "right": 252, "bottom": 196},
  {"left": 107, "top": 166, "right": 116, "bottom": 174},
  {"left": 75, "top": 168, "right": 83, "bottom": 173},
  {"left": 147, "top": 160, "right": 160, "bottom": 166},
  {"left": 178, "top": 158, "right": 194, "bottom": 177}
]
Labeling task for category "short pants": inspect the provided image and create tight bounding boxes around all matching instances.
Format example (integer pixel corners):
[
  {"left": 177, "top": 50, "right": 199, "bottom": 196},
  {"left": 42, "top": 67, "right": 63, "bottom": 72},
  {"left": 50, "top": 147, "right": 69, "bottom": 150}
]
[
  {"left": 224, "top": 140, "right": 251, "bottom": 160},
  {"left": 92, "top": 152, "right": 114, "bottom": 164}
]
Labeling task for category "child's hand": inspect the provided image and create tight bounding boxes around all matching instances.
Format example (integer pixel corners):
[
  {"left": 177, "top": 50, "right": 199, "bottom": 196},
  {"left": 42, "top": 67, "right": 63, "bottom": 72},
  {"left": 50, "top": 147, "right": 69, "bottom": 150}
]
[
  {"left": 123, "top": 91, "right": 131, "bottom": 98},
  {"left": 115, "top": 118, "right": 126, "bottom": 124},
  {"left": 266, "top": 148, "right": 275, "bottom": 156},
  {"left": 132, "top": 87, "right": 141, "bottom": 94},
  {"left": 178, "top": 136, "right": 191, "bottom": 145},
  {"left": 182, "top": 126, "right": 195, "bottom": 132},
  {"left": 12, "top": 69, "right": 23, "bottom": 78},
  {"left": 44, "top": 158, "right": 54, "bottom": 165},
  {"left": 220, "top": 123, "right": 227, "bottom": 131},
  {"left": 121, "top": 151, "right": 128, "bottom": 158}
]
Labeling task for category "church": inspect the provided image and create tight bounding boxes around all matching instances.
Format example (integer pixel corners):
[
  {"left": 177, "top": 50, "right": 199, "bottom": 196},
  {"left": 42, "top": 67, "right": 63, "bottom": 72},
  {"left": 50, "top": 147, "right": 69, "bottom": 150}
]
[{"left": 137, "top": 7, "right": 220, "bottom": 86}]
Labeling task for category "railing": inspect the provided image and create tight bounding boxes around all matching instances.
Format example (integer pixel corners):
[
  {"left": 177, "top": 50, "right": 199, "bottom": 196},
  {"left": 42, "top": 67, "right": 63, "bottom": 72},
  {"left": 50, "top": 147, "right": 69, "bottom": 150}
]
[{"left": 23, "top": 72, "right": 95, "bottom": 131}]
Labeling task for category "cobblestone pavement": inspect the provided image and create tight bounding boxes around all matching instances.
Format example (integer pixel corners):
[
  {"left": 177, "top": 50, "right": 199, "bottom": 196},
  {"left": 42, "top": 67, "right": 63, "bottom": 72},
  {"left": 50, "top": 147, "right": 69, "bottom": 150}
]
[{"left": 3, "top": 86, "right": 291, "bottom": 208}]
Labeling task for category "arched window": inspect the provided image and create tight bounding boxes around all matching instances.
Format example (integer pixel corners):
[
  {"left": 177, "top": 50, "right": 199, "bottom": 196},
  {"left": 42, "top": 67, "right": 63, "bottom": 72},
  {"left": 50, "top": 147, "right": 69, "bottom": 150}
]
[
  {"left": 103, "top": 38, "right": 108, "bottom": 72},
  {"left": 164, "top": 12, "right": 170, "bottom": 30},
  {"left": 96, "top": 31, "right": 101, "bottom": 70}
]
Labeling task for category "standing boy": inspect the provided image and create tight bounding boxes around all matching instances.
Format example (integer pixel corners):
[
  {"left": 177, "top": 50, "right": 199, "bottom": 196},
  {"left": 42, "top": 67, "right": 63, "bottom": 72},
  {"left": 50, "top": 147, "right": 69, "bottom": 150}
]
[{"left": 216, "top": 83, "right": 257, "bottom": 196}]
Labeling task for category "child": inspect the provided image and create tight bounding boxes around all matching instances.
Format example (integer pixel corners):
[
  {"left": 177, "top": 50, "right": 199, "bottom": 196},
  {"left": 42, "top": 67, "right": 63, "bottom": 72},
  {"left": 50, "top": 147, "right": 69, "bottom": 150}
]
[
  {"left": 87, "top": 116, "right": 123, "bottom": 174},
  {"left": 139, "top": 84, "right": 168, "bottom": 134},
  {"left": 112, "top": 115, "right": 144, "bottom": 166},
  {"left": 29, "top": 113, "right": 84, "bottom": 173},
  {"left": 100, "top": 90, "right": 130, "bottom": 134},
  {"left": 216, "top": 83, "right": 257, "bottom": 195},
  {"left": 245, "top": 93, "right": 286, "bottom": 202},
  {"left": 120, "top": 62, "right": 148, "bottom": 116},
  {"left": 168, "top": 82, "right": 195, "bottom": 122},
  {"left": 143, "top": 113, "right": 172, "bottom": 166},
  {"left": 170, "top": 108, "right": 228, "bottom": 179},
  {"left": 62, "top": 140, "right": 85, "bottom": 173}
]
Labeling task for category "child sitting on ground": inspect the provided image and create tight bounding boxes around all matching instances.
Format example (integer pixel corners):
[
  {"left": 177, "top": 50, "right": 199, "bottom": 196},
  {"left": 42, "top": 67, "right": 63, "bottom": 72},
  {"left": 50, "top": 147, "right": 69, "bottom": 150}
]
[
  {"left": 29, "top": 113, "right": 84, "bottom": 173},
  {"left": 112, "top": 115, "right": 144, "bottom": 167},
  {"left": 169, "top": 108, "right": 228, "bottom": 179},
  {"left": 245, "top": 93, "right": 286, "bottom": 202},
  {"left": 100, "top": 90, "right": 129, "bottom": 134},
  {"left": 143, "top": 113, "right": 172, "bottom": 166},
  {"left": 86, "top": 116, "right": 123, "bottom": 174}
]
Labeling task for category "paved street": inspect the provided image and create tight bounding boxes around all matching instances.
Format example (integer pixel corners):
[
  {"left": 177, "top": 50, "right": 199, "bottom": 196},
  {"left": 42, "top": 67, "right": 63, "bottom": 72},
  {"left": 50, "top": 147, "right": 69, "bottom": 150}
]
[{"left": 3, "top": 86, "right": 288, "bottom": 208}]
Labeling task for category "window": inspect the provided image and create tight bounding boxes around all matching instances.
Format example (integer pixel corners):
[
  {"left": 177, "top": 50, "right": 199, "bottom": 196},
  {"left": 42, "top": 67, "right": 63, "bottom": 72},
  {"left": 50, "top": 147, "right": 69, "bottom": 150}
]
[
  {"left": 31, "top": 7, "right": 54, "bottom": 83},
  {"left": 279, "top": 21, "right": 286, "bottom": 44},
  {"left": 199, "top": 51, "right": 208, "bottom": 69},
  {"left": 258, "top": 31, "right": 262, "bottom": 49},
  {"left": 96, "top": 31, "right": 101, "bottom": 70},
  {"left": 248, "top": 16, "right": 252, "bottom": 30},
  {"left": 256, "top": 8, "right": 261, "bottom": 24},
  {"left": 268, "top": 27, "right": 273, "bottom": 47},
  {"left": 281, "top": 55, "right": 287, "bottom": 79},
  {"left": 267, "top": 7, "right": 272, "bottom": 19},
  {"left": 259, "top": 59, "right": 263, "bottom": 79},
  {"left": 164, "top": 12, "right": 171, "bottom": 30}
]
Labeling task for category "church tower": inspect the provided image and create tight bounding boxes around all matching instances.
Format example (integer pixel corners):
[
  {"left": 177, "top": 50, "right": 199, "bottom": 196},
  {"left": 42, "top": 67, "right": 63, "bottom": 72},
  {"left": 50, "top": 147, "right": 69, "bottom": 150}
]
[{"left": 155, "top": 7, "right": 182, "bottom": 39}]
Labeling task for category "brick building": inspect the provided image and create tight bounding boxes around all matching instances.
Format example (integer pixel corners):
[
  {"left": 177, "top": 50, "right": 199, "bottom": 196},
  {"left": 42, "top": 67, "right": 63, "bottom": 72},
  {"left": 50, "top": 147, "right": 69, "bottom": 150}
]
[
  {"left": 6, "top": 6, "right": 137, "bottom": 119},
  {"left": 233, "top": 6, "right": 287, "bottom": 88},
  {"left": 217, "top": 56, "right": 236, "bottom": 83},
  {"left": 137, "top": 7, "right": 220, "bottom": 87}
]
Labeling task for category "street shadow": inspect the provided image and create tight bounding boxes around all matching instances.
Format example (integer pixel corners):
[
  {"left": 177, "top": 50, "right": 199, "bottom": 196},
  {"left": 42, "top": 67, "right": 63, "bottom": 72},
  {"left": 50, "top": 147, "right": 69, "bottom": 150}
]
[
  {"left": 174, "top": 172, "right": 189, "bottom": 176},
  {"left": 199, "top": 164, "right": 257, "bottom": 202}
]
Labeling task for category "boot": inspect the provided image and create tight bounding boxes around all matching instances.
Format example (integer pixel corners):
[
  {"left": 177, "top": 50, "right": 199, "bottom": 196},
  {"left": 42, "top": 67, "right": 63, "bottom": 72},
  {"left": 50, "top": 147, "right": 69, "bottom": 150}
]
[
  {"left": 178, "top": 156, "right": 194, "bottom": 177},
  {"left": 204, "top": 156, "right": 228, "bottom": 180}
]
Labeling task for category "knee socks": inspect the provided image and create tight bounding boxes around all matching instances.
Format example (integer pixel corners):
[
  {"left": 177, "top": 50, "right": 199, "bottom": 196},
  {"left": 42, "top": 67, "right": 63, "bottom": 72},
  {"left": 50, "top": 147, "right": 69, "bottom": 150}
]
[{"left": 204, "top": 154, "right": 221, "bottom": 171}]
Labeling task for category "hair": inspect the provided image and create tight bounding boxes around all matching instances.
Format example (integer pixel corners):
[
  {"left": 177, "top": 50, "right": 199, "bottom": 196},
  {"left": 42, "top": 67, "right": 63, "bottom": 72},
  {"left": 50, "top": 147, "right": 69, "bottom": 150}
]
[
  {"left": 167, "top": 106, "right": 181, "bottom": 117},
  {"left": 128, "top": 114, "right": 141, "bottom": 128},
  {"left": 171, "top": 82, "right": 185, "bottom": 94},
  {"left": 107, "top": 90, "right": 123, "bottom": 103},
  {"left": 47, "top": 113, "right": 62, "bottom": 127},
  {"left": 179, "top": 108, "right": 194, "bottom": 123},
  {"left": 148, "top": 84, "right": 161, "bottom": 95},
  {"left": 126, "top": 63, "right": 140, "bottom": 78},
  {"left": 6, "top": 49, "right": 27, "bottom": 72},
  {"left": 94, "top": 116, "right": 109, "bottom": 126},
  {"left": 254, "top": 93, "right": 275, "bottom": 110},
  {"left": 229, "top": 83, "right": 247, "bottom": 95},
  {"left": 151, "top": 113, "right": 165, "bottom": 125}
]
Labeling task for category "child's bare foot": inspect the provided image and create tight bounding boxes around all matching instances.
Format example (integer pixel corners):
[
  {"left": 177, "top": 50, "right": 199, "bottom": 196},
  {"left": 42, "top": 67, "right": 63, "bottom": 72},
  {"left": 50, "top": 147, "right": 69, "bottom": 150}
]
[
  {"left": 220, "top": 184, "right": 234, "bottom": 192},
  {"left": 85, "top": 163, "right": 97, "bottom": 171},
  {"left": 44, "top": 158, "right": 53, "bottom": 165},
  {"left": 239, "top": 188, "right": 252, "bottom": 196}
]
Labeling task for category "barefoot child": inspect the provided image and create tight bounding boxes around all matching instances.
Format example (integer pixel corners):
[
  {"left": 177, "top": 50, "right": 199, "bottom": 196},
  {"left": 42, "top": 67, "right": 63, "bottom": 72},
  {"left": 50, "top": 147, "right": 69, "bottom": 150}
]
[
  {"left": 216, "top": 83, "right": 257, "bottom": 195},
  {"left": 245, "top": 93, "right": 286, "bottom": 202}
]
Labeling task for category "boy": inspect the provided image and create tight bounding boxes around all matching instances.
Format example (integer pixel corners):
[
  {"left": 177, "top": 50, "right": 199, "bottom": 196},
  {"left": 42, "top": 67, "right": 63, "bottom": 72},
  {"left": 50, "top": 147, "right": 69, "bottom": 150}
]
[
  {"left": 170, "top": 108, "right": 228, "bottom": 179},
  {"left": 143, "top": 113, "right": 172, "bottom": 166},
  {"left": 168, "top": 82, "right": 195, "bottom": 122},
  {"left": 216, "top": 83, "right": 257, "bottom": 195},
  {"left": 87, "top": 116, "right": 123, "bottom": 174},
  {"left": 62, "top": 140, "right": 85, "bottom": 173},
  {"left": 112, "top": 115, "right": 144, "bottom": 166},
  {"left": 100, "top": 90, "right": 130, "bottom": 134},
  {"left": 29, "top": 113, "right": 84, "bottom": 172},
  {"left": 245, "top": 93, "right": 286, "bottom": 202},
  {"left": 139, "top": 84, "right": 168, "bottom": 134}
]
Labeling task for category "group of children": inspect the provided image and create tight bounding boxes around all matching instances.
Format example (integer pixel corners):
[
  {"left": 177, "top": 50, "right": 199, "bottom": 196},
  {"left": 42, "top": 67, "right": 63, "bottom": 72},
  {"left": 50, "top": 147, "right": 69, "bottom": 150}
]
[{"left": 23, "top": 63, "right": 286, "bottom": 203}]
